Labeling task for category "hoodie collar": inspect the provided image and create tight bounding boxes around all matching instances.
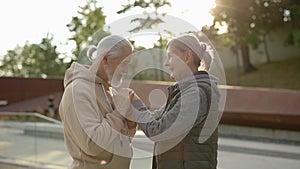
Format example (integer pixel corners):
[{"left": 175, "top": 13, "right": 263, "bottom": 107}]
[
  {"left": 168, "top": 71, "right": 218, "bottom": 92},
  {"left": 63, "top": 62, "right": 107, "bottom": 88}
]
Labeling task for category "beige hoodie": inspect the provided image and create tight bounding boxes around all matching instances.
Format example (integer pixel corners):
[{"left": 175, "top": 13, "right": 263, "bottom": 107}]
[{"left": 59, "top": 62, "right": 135, "bottom": 169}]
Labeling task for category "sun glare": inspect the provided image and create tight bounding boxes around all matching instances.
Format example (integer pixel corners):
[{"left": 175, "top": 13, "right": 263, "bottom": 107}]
[
  {"left": 126, "top": 0, "right": 217, "bottom": 48},
  {"left": 0, "top": 0, "right": 218, "bottom": 54},
  {"left": 168, "top": 0, "right": 216, "bottom": 28}
]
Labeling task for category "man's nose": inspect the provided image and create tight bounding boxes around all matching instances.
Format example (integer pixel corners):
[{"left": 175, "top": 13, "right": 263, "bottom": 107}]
[
  {"left": 164, "top": 59, "right": 169, "bottom": 67},
  {"left": 122, "top": 65, "right": 129, "bottom": 74}
]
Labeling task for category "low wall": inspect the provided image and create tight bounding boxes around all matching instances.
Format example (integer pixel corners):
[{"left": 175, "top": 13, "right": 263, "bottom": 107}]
[
  {"left": 130, "top": 81, "right": 300, "bottom": 131},
  {"left": 0, "top": 77, "right": 63, "bottom": 104},
  {"left": 221, "top": 86, "right": 300, "bottom": 131},
  {"left": 1, "top": 77, "right": 300, "bottom": 131}
]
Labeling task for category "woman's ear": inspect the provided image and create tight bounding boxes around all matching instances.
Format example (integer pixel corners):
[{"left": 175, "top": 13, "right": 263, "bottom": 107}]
[{"left": 185, "top": 50, "right": 194, "bottom": 64}]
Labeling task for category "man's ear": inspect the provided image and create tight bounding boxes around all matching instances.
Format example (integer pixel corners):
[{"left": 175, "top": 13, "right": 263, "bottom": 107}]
[{"left": 101, "top": 52, "right": 109, "bottom": 67}]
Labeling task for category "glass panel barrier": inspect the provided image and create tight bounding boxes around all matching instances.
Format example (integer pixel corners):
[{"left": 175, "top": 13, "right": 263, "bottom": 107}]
[
  {"left": 0, "top": 112, "right": 71, "bottom": 169},
  {"left": 0, "top": 112, "right": 154, "bottom": 169}
]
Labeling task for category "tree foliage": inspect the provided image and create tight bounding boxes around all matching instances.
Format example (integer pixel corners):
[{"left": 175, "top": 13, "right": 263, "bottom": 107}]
[
  {"left": 67, "top": 0, "right": 109, "bottom": 59},
  {"left": 118, "top": 0, "right": 171, "bottom": 81},
  {"left": 0, "top": 34, "right": 67, "bottom": 78},
  {"left": 0, "top": 0, "right": 109, "bottom": 78},
  {"left": 117, "top": 0, "right": 171, "bottom": 33},
  {"left": 210, "top": 0, "right": 300, "bottom": 73},
  {"left": 118, "top": 0, "right": 171, "bottom": 14}
]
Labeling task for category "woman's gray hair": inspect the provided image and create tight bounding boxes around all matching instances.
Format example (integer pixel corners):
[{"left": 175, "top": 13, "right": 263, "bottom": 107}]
[
  {"left": 167, "top": 33, "right": 212, "bottom": 71},
  {"left": 86, "top": 35, "right": 133, "bottom": 62}
]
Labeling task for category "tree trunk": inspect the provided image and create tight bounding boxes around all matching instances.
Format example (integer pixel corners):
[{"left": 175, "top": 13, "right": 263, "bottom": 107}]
[
  {"left": 231, "top": 46, "right": 240, "bottom": 85},
  {"left": 240, "top": 44, "right": 256, "bottom": 73},
  {"left": 159, "top": 50, "right": 165, "bottom": 81},
  {"left": 151, "top": 51, "right": 159, "bottom": 80},
  {"left": 263, "top": 34, "right": 271, "bottom": 63}
]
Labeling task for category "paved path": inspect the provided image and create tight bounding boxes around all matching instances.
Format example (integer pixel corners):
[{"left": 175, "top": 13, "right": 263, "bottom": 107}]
[{"left": 1, "top": 127, "right": 300, "bottom": 169}]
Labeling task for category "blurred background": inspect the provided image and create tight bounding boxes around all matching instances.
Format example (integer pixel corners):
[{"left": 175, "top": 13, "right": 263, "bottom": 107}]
[{"left": 0, "top": 0, "right": 299, "bottom": 88}]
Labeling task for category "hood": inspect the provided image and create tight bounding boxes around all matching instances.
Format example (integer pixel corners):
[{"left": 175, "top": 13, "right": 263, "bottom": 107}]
[
  {"left": 175, "top": 71, "right": 220, "bottom": 98},
  {"left": 63, "top": 62, "right": 105, "bottom": 88}
]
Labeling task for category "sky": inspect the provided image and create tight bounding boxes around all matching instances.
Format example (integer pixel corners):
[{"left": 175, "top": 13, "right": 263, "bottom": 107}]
[{"left": 0, "top": 0, "right": 216, "bottom": 56}]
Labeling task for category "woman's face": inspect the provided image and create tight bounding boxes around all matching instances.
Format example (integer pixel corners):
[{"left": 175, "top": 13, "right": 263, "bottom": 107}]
[{"left": 165, "top": 45, "right": 191, "bottom": 81}]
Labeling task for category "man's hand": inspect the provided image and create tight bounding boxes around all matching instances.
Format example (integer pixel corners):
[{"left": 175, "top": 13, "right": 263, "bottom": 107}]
[
  {"left": 126, "top": 119, "right": 137, "bottom": 129},
  {"left": 126, "top": 119, "right": 137, "bottom": 137},
  {"left": 112, "top": 88, "right": 132, "bottom": 114}
]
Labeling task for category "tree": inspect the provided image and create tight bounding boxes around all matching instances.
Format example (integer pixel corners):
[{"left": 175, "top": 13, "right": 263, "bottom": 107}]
[
  {"left": 0, "top": 34, "right": 67, "bottom": 78},
  {"left": 210, "top": 0, "right": 259, "bottom": 73},
  {"left": 117, "top": 0, "right": 170, "bottom": 31},
  {"left": 280, "top": 0, "right": 300, "bottom": 46},
  {"left": 118, "top": 0, "right": 171, "bottom": 81},
  {"left": 210, "top": 0, "right": 300, "bottom": 72},
  {"left": 67, "top": 0, "right": 109, "bottom": 59},
  {"left": 153, "top": 34, "right": 169, "bottom": 81},
  {"left": 254, "top": 0, "right": 300, "bottom": 63},
  {"left": 251, "top": 0, "right": 282, "bottom": 63}
]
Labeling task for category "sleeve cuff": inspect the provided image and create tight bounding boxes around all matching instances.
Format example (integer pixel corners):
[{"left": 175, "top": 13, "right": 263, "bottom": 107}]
[{"left": 132, "top": 100, "right": 147, "bottom": 111}]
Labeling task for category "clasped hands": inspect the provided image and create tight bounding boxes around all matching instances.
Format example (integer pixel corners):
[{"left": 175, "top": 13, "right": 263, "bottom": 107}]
[{"left": 111, "top": 87, "right": 140, "bottom": 129}]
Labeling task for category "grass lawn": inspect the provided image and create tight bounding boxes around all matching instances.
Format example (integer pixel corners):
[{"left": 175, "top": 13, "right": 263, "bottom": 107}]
[{"left": 225, "top": 57, "right": 300, "bottom": 90}]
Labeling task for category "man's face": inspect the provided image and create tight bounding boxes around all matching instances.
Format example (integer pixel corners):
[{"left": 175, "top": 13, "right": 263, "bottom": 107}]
[
  {"left": 165, "top": 45, "right": 189, "bottom": 81},
  {"left": 106, "top": 47, "right": 132, "bottom": 86}
]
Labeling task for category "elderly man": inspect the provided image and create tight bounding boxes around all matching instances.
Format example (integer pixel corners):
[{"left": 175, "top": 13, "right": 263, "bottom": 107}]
[{"left": 59, "top": 35, "right": 136, "bottom": 169}]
